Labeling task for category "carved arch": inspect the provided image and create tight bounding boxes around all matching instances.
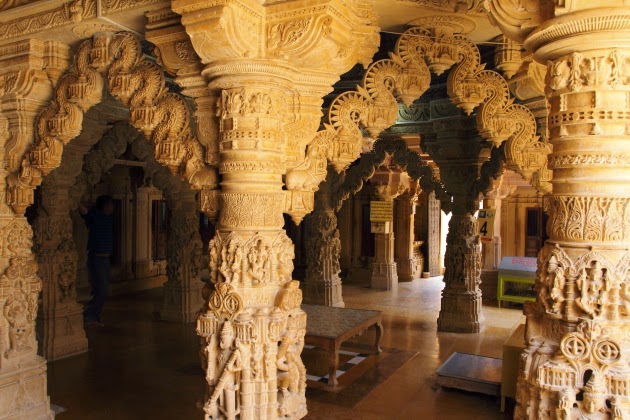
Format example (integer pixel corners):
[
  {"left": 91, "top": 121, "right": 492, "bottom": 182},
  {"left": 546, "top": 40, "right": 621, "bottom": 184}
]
[
  {"left": 286, "top": 18, "right": 550, "bottom": 200},
  {"left": 69, "top": 122, "right": 190, "bottom": 210},
  {"left": 332, "top": 137, "right": 450, "bottom": 211},
  {"left": 7, "top": 31, "right": 217, "bottom": 215},
  {"left": 396, "top": 21, "right": 551, "bottom": 193},
  {"left": 332, "top": 137, "right": 505, "bottom": 215}
]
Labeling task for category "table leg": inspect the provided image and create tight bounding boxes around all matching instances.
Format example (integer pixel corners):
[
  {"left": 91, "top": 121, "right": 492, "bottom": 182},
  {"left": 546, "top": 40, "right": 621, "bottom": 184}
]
[
  {"left": 328, "top": 342, "right": 339, "bottom": 387},
  {"left": 374, "top": 322, "right": 383, "bottom": 355}
]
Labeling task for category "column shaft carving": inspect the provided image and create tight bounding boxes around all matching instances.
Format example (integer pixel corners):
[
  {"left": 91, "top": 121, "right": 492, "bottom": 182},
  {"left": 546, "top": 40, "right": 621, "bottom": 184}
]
[
  {"left": 170, "top": 1, "right": 380, "bottom": 417},
  {"left": 303, "top": 171, "right": 343, "bottom": 307},
  {"left": 488, "top": 3, "right": 630, "bottom": 418},
  {"left": 369, "top": 171, "right": 408, "bottom": 290},
  {"left": 0, "top": 38, "right": 70, "bottom": 418},
  {"left": 371, "top": 228, "right": 398, "bottom": 290},
  {"left": 422, "top": 116, "right": 496, "bottom": 333},
  {"left": 34, "top": 183, "right": 88, "bottom": 361},
  {"left": 437, "top": 204, "right": 482, "bottom": 333},
  {"left": 162, "top": 193, "right": 205, "bottom": 323},
  {"left": 427, "top": 191, "right": 442, "bottom": 277},
  {"left": 395, "top": 190, "right": 421, "bottom": 282}
]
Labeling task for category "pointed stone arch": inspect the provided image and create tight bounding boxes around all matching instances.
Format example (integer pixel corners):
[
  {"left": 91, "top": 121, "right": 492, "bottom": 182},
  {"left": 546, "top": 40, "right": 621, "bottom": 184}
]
[
  {"left": 286, "top": 17, "right": 549, "bottom": 209},
  {"left": 34, "top": 121, "right": 205, "bottom": 359},
  {"left": 7, "top": 31, "right": 217, "bottom": 216}
]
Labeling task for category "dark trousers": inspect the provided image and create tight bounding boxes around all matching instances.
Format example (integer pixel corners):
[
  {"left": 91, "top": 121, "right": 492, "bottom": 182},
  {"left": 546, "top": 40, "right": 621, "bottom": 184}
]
[{"left": 84, "top": 254, "right": 110, "bottom": 322}]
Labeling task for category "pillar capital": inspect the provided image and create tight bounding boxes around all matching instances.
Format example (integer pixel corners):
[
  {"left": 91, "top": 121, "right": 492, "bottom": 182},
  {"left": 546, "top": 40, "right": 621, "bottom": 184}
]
[
  {"left": 171, "top": 0, "right": 378, "bottom": 81},
  {"left": 172, "top": 0, "right": 380, "bottom": 199}
]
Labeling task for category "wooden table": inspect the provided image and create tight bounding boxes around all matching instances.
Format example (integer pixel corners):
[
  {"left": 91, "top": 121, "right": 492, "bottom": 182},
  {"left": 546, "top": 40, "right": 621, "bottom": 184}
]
[{"left": 301, "top": 304, "right": 383, "bottom": 387}]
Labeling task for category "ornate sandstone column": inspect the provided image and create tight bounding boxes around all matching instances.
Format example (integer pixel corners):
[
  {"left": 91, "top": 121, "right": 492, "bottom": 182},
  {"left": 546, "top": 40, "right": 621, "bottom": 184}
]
[
  {"left": 394, "top": 187, "right": 420, "bottom": 282},
  {"left": 171, "top": 1, "right": 378, "bottom": 418},
  {"left": 161, "top": 191, "right": 205, "bottom": 323},
  {"left": 481, "top": 177, "right": 514, "bottom": 271},
  {"left": 303, "top": 169, "right": 344, "bottom": 307},
  {"left": 422, "top": 116, "right": 487, "bottom": 333},
  {"left": 34, "top": 177, "right": 87, "bottom": 361},
  {"left": 0, "top": 39, "right": 69, "bottom": 418},
  {"left": 487, "top": 2, "right": 630, "bottom": 417},
  {"left": 34, "top": 113, "right": 109, "bottom": 361},
  {"left": 370, "top": 170, "right": 408, "bottom": 290}
]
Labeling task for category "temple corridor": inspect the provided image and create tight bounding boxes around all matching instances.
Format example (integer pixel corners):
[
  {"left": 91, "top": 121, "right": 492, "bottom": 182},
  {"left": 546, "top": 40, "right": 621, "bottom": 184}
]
[
  {"left": 2, "top": 0, "right": 630, "bottom": 417},
  {"left": 48, "top": 278, "right": 522, "bottom": 419}
]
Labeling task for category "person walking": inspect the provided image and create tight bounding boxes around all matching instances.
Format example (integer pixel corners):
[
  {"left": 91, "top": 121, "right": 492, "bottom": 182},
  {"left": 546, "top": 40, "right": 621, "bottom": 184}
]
[{"left": 79, "top": 195, "right": 115, "bottom": 327}]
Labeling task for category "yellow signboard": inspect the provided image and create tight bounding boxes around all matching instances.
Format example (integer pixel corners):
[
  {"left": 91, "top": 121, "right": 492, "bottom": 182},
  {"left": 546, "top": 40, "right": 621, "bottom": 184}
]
[
  {"left": 477, "top": 209, "right": 495, "bottom": 242},
  {"left": 370, "top": 200, "right": 393, "bottom": 222}
]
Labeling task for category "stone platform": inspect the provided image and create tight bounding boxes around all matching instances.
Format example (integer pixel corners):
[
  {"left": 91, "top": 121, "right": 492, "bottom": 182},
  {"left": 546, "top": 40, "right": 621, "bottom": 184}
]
[{"left": 436, "top": 352, "right": 502, "bottom": 397}]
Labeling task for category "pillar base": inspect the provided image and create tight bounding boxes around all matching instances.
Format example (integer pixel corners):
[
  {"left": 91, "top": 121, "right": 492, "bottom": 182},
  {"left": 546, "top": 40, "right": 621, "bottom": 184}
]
[
  {"left": 303, "top": 278, "right": 344, "bottom": 307},
  {"left": 0, "top": 357, "right": 52, "bottom": 419},
  {"left": 160, "top": 280, "right": 205, "bottom": 323},
  {"left": 395, "top": 257, "right": 422, "bottom": 282},
  {"left": 437, "top": 289, "right": 483, "bottom": 333},
  {"left": 370, "top": 262, "right": 398, "bottom": 290},
  {"left": 38, "top": 302, "right": 88, "bottom": 361}
]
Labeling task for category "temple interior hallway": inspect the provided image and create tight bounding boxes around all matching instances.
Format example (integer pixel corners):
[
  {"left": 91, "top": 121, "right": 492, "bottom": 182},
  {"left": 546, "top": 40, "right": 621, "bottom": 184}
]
[{"left": 48, "top": 278, "right": 523, "bottom": 419}]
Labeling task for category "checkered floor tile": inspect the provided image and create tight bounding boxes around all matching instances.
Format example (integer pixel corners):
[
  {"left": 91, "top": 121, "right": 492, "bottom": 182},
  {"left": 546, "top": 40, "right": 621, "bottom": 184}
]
[{"left": 303, "top": 345, "right": 369, "bottom": 384}]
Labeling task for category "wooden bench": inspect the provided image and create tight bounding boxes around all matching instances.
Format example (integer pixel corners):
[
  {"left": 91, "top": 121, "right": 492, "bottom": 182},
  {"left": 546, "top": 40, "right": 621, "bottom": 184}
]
[{"left": 301, "top": 304, "right": 383, "bottom": 387}]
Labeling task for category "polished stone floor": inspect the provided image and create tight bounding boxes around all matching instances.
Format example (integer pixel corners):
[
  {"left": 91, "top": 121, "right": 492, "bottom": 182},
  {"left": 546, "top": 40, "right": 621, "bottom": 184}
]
[{"left": 48, "top": 277, "right": 522, "bottom": 419}]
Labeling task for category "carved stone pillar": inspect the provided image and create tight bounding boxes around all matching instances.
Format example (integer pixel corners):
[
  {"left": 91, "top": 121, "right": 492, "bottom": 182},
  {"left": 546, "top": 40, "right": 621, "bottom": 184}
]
[
  {"left": 481, "top": 177, "right": 513, "bottom": 270},
  {"left": 423, "top": 117, "right": 486, "bottom": 333},
  {"left": 437, "top": 201, "right": 483, "bottom": 333},
  {"left": 371, "top": 226, "right": 397, "bottom": 290},
  {"left": 426, "top": 191, "right": 442, "bottom": 277},
  {"left": 161, "top": 192, "right": 205, "bottom": 323},
  {"left": 34, "top": 112, "right": 109, "bottom": 361},
  {"left": 370, "top": 170, "right": 408, "bottom": 290},
  {"left": 488, "top": 3, "right": 630, "bottom": 417},
  {"left": 34, "top": 181, "right": 87, "bottom": 361},
  {"left": 395, "top": 189, "right": 419, "bottom": 282},
  {"left": 134, "top": 186, "right": 153, "bottom": 279},
  {"left": 0, "top": 38, "right": 71, "bottom": 418},
  {"left": 303, "top": 171, "right": 343, "bottom": 307},
  {"left": 171, "top": 1, "right": 378, "bottom": 417}
]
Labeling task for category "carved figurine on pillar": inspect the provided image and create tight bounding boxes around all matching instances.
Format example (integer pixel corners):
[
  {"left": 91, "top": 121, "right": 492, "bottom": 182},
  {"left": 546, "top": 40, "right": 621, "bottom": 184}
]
[{"left": 303, "top": 168, "right": 344, "bottom": 307}]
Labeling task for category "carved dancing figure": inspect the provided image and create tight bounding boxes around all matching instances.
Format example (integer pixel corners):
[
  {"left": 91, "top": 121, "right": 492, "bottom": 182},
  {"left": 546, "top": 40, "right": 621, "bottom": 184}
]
[
  {"left": 57, "top": 261, "right": 75, "bottom": 302},
  {"left": 276, "top": 318, "right": 307, "bottom": 417},
  {"left": 547, "top": 256, "right": 566, "bottom": 314},
  {"left": 209, "top": 244, "right": 218, "bottom": 283},
  {"left": 619, "top": 282, "right": 630, "bottom": 317},
  {"left": 206, "top": 321, "right": 242, "bottom": 420},
  {"left": 247, "top": 239, "right": 269, "bottom": 285},
  {"left": 220, "top": 240, "right": 241, "bottom": 283},
  {"left": 576, "top": 261, "right": 605, "bottom": 316},
  {"left": 231, "top": 247, "right": 243, "bottom": 284},
  {"left": 3, "top": 290, "right": 32, "bottom": 357}
]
